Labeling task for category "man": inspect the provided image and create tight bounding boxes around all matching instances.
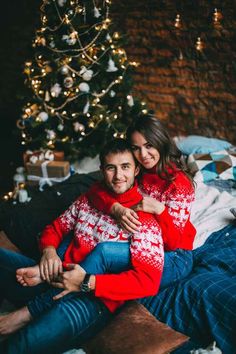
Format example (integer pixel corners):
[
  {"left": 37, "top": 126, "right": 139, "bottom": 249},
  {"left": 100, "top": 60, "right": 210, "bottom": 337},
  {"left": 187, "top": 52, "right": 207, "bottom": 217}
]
[{"left": 0, "top": 139, "right": 164, "bottom": 354}]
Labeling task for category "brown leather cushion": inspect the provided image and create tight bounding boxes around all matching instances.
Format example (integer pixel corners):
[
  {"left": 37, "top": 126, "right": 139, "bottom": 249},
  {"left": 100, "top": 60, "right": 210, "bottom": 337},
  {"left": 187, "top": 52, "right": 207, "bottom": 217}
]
[{"left": 83, "top": 301, "right": 189, "bottom": 354}]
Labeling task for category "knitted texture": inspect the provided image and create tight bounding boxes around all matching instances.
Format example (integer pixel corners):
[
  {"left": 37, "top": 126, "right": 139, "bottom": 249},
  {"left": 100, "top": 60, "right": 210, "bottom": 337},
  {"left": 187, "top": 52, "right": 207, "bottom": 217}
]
[{"left": 39, "top": 184, "right": 164, "bottom": 312}]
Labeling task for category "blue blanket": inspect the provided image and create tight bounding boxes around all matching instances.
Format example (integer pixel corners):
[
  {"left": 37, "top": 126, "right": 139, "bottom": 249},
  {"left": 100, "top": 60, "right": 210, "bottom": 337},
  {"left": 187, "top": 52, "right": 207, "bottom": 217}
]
[{"left": 140, "top": 224, "right": 236, "bottom": 354}]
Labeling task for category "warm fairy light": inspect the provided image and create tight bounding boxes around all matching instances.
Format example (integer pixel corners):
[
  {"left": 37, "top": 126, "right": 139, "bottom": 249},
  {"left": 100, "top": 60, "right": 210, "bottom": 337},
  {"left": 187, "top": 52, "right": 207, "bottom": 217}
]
[
  {"left": 213, "top": 8, "right": 223, "bottom": 28},
  {"left": 195, "top": 37, "right": 204, "bottom": 51},
  {"left": 174, "top": 14, "right": 181, "bottom": 28}
]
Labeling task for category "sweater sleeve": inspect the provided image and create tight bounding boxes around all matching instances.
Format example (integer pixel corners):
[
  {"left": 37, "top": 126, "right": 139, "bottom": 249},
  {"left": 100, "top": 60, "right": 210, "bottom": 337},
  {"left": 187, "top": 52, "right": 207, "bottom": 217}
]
[
  {"left": 86, "top": 182, "right": 117, "bottom": 214},
  {"left": 39, "top": 196, "right": 85, "bottom": 251},
  {"left": 155, "top": 173, "right": 196, "bottom": 251},
  {"left": 95, "top": 213, "right": 164, "bottom": 301}
]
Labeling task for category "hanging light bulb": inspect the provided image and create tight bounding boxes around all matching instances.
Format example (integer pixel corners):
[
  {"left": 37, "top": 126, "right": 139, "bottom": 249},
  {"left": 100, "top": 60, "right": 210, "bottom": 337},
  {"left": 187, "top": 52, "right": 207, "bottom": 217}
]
[
  {"left": 213, "top": 8, "right": 223, "bottom": 28},
  {"left": 174, "top": 14, "right": 181, "bottom": 29},
  {"left": 195, "top": 37, "right": 204, "bottom": 51}
]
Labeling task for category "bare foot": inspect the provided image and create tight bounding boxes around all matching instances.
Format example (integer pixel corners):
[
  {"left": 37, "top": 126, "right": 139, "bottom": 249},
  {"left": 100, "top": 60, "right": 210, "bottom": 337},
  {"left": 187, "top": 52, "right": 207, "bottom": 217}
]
[
  {"left": 0, "top": 307, "right": 32, "bottom": 335},
  {"left": 16, "top": 265, "right": 43, "bottom": 287}
]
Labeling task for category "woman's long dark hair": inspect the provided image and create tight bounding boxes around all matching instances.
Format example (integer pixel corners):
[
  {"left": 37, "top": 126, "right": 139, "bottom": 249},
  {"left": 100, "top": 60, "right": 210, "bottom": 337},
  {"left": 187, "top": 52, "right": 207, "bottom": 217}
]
[{"left": 126, "top": 114, "right": 193, "bottom": 184}]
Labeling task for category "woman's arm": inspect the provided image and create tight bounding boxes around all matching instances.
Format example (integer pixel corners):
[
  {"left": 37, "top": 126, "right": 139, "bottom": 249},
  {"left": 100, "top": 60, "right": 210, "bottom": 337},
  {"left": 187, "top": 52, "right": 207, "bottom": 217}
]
[{"left": 86, "top": 182, "right": 141, "bottom": 232}]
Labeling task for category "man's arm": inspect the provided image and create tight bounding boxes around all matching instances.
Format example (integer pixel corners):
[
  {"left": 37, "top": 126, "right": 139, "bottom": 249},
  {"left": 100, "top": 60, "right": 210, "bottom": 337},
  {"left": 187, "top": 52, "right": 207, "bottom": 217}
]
[{"left": 52, "top": 213, "right": 164, "bottom": 302}]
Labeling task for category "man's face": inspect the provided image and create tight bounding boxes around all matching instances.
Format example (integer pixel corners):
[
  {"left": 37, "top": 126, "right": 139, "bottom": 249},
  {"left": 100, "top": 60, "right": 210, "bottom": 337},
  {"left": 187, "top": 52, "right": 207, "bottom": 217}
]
[{"left": 101, "top": 151, "right": 139, "bottom": 194}]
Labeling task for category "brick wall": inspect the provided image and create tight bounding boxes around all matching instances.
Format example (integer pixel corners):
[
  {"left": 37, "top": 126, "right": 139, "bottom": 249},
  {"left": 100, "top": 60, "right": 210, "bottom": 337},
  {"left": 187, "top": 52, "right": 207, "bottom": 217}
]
[{"left": 112, "top": 0, "right": 236, "bottom": 143}]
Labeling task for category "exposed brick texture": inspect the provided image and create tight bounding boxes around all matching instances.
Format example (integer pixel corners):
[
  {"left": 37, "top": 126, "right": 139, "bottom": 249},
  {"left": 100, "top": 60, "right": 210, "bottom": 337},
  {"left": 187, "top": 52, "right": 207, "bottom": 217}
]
[{"left": 112, "top": 0, "right": 236, "bottom": 143}]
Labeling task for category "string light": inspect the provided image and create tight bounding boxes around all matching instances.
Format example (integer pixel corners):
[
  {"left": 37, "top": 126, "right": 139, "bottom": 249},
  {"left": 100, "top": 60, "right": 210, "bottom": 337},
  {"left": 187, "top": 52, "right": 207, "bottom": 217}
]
[
  {"left": 174, "top": 14, "right": 181, "bottom": 29},
  {"left": 195, "top": 37, "right": 204, "bottom": 51},
  {"left": 213, "top": 8, "right": 223, "bottom": 28}
]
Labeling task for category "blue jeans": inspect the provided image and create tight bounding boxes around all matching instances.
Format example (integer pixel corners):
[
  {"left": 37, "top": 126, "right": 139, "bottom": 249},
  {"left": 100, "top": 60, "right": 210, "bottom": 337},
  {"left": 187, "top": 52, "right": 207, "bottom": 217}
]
[{"left": 0, "top": 242, "right": 193, "bottom": 353}]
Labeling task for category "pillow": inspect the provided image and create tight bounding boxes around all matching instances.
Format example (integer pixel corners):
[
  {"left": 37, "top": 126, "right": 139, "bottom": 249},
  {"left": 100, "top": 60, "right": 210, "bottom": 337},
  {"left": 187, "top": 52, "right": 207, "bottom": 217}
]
[
  {"left": 187, "top": 149, "right": 236, "bottom": 183},
  {"left": 177, "top": 135, "right": 232, "bottom": 155}
]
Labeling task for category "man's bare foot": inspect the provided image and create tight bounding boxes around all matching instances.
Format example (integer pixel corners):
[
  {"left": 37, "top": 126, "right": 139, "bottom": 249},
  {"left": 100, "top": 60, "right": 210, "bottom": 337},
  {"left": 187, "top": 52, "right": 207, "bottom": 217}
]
[
  {"left": 16, "top": 265, "right": 43, "bottom": 287},
  {"left": 0, "top": 307, "right": 32, "bottom": 335}
]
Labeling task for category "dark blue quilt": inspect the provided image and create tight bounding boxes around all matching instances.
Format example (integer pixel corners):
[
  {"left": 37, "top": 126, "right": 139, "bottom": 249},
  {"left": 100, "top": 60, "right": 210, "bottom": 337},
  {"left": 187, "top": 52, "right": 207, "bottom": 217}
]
[{"left": 140, "top": 224, "right": 236, "bottom": 354}]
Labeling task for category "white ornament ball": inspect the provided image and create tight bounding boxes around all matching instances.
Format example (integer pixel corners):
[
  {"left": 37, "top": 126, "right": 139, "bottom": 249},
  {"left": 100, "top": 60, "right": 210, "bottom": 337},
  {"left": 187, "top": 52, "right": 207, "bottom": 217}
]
[
  {"left": 82, "top": 69, "right": 93, "bottom": 81},
  {"left": 60, "top": 65, "right": 69, "bottom": 75},
  {"left": 51, "top": 83, "right": 62, "bottom": 97},
  {"left": 57, "top": 124, "right": 64, "bottom": 131},
  {"left": 63, "top": 76, "right": 74, "bottom": 88},
  {"left": 57, "top": 0, "right": 66, "bottom": 7},
  {"left": 110, "top": 90, "right": 116, "bottom": 97},
  {"left": 73, "top": 122, "right": 85, "bottom": 132},
  {"left": 38, "top": 111, "right": 49, "bottom": 122},
  {"left": 79, "top": 82, "right": 90, "bottom": 93},
  {"left": 46, "top": 130, "right": 56, "bottom": 140},
  {"left": 127, "top": 95, "right": 134, "bottom": 107}
]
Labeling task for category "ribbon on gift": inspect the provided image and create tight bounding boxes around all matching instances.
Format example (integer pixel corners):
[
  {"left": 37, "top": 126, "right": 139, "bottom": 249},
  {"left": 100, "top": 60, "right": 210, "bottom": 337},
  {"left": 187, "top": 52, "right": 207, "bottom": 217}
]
[{"left": 27, "top": 160, "right": 70, "bottom": 191}]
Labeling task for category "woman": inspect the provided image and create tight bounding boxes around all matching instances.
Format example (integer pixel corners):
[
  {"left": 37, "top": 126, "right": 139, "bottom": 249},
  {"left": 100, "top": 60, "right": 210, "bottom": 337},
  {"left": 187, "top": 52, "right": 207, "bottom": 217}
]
[{"left": 87, "top": 113, "right": 196, "bottom": 250}]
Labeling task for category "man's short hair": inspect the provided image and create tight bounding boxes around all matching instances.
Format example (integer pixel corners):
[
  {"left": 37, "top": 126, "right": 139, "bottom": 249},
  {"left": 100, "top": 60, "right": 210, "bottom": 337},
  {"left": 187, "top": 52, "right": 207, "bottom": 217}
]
[{"left": 99, "top": 138, "right": 135, "bottom": 167}]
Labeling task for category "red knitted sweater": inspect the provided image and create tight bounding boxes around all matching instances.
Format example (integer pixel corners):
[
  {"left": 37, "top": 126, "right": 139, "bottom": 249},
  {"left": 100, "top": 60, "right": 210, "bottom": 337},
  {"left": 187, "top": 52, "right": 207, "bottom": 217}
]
[
  {"left": 87, "top": 168, "right": 196, "bottom": 251},
  {"left": 39, "top": 183, "right": 164, "bottom": 312}
]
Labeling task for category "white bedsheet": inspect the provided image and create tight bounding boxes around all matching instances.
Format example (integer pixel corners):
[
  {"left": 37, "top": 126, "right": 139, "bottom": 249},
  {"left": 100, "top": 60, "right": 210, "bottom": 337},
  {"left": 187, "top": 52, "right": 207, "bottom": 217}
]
[{"left": 191, "top": 181, "right": 236, "bottom": 248}]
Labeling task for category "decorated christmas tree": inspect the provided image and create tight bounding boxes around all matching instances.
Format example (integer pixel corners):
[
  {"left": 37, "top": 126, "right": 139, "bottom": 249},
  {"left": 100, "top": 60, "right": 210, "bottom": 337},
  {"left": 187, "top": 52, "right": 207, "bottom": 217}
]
[{"left": 17, "top": 0, "right": 148, "bottom": 160}]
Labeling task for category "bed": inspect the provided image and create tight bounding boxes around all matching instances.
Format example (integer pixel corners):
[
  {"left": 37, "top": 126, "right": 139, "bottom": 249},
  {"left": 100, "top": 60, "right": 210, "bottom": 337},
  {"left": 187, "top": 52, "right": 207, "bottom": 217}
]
[{"left": 0, "top": 135, "right": 236, "bottom": 353}]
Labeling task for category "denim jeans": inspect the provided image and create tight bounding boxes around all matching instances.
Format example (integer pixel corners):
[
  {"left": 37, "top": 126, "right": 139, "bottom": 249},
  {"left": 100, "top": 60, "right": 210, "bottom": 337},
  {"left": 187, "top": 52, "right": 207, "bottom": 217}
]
[
  {"left": 0, "top": 241, "right": 193, "bottom": 353},
  {"left": 80, "top": 242, "right": 194, "bottom": 290}
]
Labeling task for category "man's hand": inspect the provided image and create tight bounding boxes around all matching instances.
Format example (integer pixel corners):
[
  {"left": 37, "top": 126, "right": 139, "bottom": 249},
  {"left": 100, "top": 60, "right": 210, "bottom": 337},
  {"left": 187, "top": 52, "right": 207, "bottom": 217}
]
[
  {"left": 132, "top": 196, "right": 165, "bottom": 215},
  {"left": 51, "top": 264, "right": 86, "bottom": 300},
  {"left": 111, "top": 203, "right": 141, "bottom": 233},
  {"left": 40, "top": 247, "right": 63, "bottom": 283}
]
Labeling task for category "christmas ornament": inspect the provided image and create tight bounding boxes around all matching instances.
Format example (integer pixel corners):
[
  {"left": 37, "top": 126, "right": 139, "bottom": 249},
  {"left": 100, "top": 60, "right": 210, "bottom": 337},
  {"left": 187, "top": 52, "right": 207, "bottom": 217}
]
[
  {"left": 94, "top": 6, "right": 101, "bottom": 18},
  {"left": 37, "top": 111, "right": 49, "bottom": 122},
  {"left": 73, "top": 122, "right": 85, "bottom": 132},
  {"left": 109, "top": 90, "right": 116, "bottom": 97},
  {"left": 106, "top": 58, "right": 118, "bottom": 72},
  {"left": 127, "top": 95, "right": 134, "bottom": 107},
  {"left": 51, "top": 83, "right": 62, "bottom": 97},
  {"left": 57, "top": 124, "right": 64, "bottom": 131},
  {"left": 79, "top": 82, "right": 90, "bottom": 93},
  {"left": 63, "top": 76, "right": 74, "bottom": 88},
  {"left": 79, "top": 66, "right": 94, "bottom": 81},
  {"left": 60, "top": 65, "right": 69, "bottom": 75},
  {"left": 58, "top": 0, "right": 66, "bottom": 7},
  {"left": 45, "top": 91, "right": 50, "bottom": 101},
  {"left": 83, "top": 100, "right": 90, "bottom": 114},
  {"left": 62, "top": 33, "right": 77, "bottom": 46},
  {"left": 46, "top": 129, "right": 56, "bottom": 140}
]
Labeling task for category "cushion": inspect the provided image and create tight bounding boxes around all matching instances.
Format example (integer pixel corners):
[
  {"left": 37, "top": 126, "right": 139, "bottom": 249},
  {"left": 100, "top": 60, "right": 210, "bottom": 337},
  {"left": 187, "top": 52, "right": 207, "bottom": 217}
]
[
  {"left": 187, "top": 150, "right": 236, "bottom": 183},
  {"left": 177, "top": 135, "right": 232, "bottom": 155},
  {"left": 83, "top": 301, "right": 189, "bottom": 354}
]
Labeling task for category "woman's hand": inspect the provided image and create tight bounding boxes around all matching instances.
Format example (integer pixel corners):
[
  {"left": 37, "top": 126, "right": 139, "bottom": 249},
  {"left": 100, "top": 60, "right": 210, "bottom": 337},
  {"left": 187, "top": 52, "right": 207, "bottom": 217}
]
[
  {"left": 132, "top": 196, "right": 165, "bottom": 215},
  {"left": 40, "top": 247, "right": 63, "bottom": 283},
  {"left": 51, "top": 264, "right": 86, "bottom": 300},
  {"left": 111, "top": 203, "right": 141, "bottom": 233}
]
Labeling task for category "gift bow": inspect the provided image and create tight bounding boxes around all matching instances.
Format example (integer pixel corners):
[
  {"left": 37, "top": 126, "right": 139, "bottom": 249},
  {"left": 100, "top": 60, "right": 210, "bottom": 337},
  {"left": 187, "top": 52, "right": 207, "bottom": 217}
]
[{"left": 28, "top": 150, "right": 55, "bottom": 164}]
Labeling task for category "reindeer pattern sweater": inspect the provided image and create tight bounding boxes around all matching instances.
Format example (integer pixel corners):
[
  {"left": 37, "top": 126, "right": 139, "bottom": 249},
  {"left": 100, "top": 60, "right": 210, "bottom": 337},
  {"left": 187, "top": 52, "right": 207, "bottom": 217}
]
[
  {"left": 87, "top": 168, "right": 196, "bottom": 251},
  {"left": 39, "top": 183, "right": 164, "bottom": 312}
]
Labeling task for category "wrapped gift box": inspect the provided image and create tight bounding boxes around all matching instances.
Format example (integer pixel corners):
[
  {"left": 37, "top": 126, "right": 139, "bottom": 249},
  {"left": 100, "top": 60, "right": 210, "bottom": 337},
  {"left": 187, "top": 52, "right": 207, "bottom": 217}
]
[
  {"left": 23, "top": 150, "right": 65, "bottom": 167},
  {"left": 26, "top": 160, "right": 70, "bottom": 187}
]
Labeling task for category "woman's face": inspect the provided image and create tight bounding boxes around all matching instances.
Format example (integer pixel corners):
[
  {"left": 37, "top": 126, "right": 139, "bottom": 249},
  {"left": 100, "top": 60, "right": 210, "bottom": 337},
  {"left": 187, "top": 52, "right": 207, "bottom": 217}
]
[{"left": 130, "top": 131, "right": 160, "bottom": 169}]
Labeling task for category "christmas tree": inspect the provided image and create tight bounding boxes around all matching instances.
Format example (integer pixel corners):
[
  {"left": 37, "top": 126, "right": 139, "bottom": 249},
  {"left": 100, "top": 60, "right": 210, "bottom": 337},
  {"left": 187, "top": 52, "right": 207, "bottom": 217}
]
[{"left": 17, "top": 0, "right": 148, "bottom": 160}]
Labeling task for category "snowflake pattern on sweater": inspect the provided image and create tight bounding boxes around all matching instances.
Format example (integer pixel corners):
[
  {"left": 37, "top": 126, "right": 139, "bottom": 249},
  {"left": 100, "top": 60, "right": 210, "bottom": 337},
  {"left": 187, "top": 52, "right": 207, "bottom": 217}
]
[
  {"left": 39, "top": 185, "right": 164, "bottom": 312},
  {"left": 56, "top": 195, "right": 163, "bottom": 269}
]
